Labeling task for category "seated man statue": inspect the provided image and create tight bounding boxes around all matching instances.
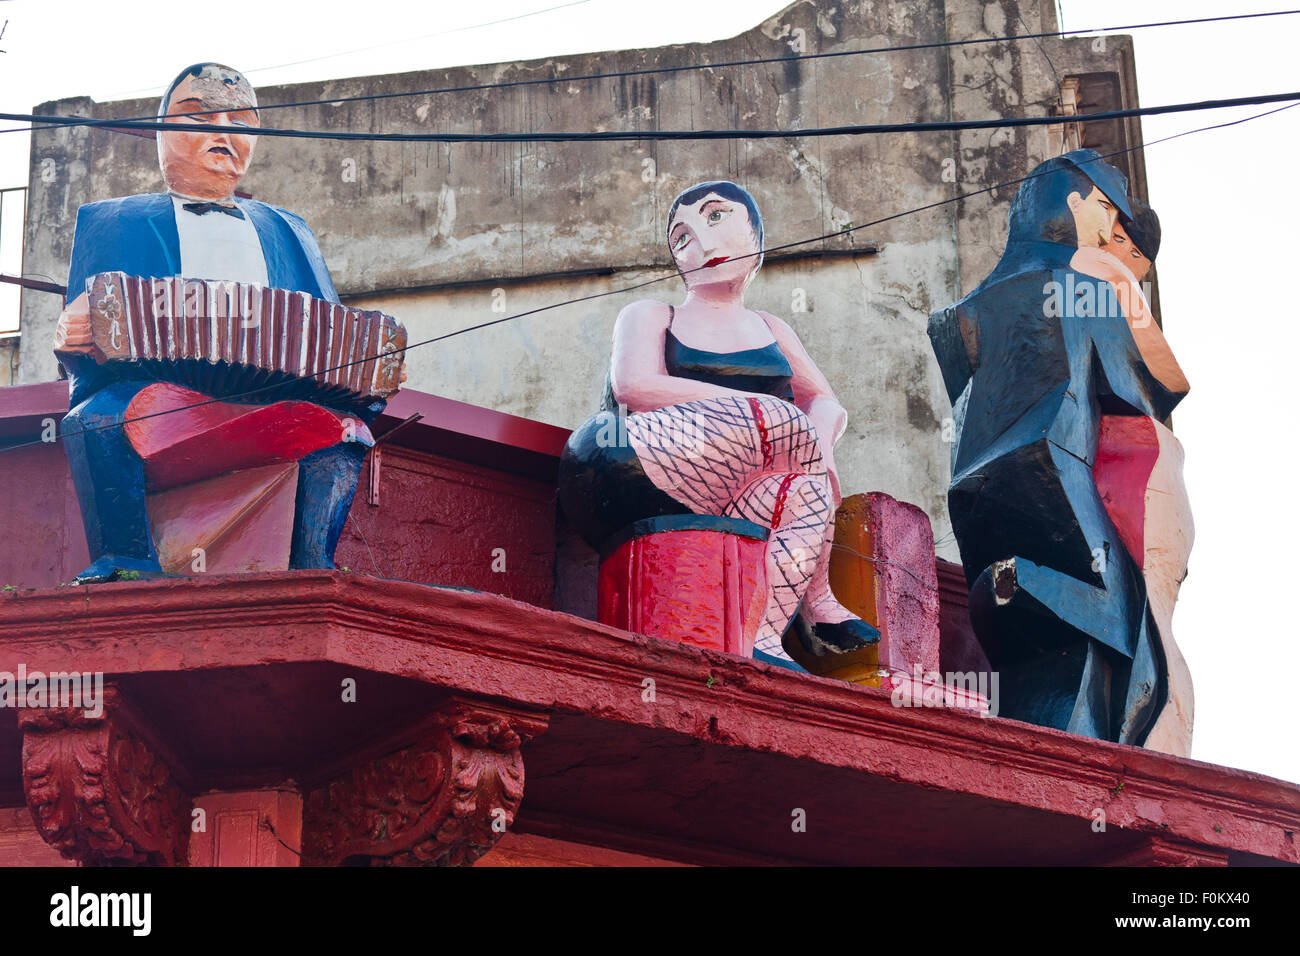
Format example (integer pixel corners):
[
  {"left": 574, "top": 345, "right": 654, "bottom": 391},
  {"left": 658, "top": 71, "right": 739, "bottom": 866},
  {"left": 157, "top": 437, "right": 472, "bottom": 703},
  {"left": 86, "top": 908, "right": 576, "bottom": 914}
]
[
  {"left": 53, "top": 63, "right": 405, "bottom": 583},
  {"left": 928, "top": 149, "right": 1192, "bottom": 749}
]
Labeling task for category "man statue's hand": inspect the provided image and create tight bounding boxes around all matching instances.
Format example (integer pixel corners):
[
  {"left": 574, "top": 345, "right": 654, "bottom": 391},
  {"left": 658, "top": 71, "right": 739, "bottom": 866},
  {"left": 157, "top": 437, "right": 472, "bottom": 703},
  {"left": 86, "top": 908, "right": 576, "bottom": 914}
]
[{"left": 53, "top": 293, "right": 94, "bottom": 355}]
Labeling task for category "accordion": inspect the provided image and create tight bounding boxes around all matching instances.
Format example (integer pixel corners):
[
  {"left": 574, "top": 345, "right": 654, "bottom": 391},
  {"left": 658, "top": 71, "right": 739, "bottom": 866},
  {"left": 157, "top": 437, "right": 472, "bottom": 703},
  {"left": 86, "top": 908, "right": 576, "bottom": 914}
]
[{"left": 83, "top": 271, "right": 406, "bottom": 410}]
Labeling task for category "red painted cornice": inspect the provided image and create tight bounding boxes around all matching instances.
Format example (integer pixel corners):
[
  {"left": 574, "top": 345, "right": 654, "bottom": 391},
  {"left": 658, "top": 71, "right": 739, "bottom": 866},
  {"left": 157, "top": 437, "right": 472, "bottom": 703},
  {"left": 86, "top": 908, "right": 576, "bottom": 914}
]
[{"left": 1, "top": 571, "right": 1296, "bottom": 863}]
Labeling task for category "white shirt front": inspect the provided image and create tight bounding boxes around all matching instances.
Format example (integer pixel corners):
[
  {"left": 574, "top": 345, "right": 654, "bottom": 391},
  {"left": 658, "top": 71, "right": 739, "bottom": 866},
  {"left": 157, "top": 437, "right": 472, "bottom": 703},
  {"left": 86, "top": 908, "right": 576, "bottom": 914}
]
[{"left": 171, "top": 195, "right": 269, "bottom": 287}]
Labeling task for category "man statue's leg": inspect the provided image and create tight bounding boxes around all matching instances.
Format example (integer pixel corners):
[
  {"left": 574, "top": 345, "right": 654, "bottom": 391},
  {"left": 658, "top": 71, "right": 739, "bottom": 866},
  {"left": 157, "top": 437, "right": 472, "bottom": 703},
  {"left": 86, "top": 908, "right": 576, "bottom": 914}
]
[
  {"left": 61, "top": 380, "right": 163, "bottom": 583},
  {"left": 289, "top": 440, "right": 369, "bottom": 570},
  {"left": 1117, "top": 610, "right": 1166, "bottom": 746},
  {"left": 958, "top": 437, "right": 1156, "bottom": 743},
  {"left": 1067, "top": 639, "right": 1116, "bottom": 740}
]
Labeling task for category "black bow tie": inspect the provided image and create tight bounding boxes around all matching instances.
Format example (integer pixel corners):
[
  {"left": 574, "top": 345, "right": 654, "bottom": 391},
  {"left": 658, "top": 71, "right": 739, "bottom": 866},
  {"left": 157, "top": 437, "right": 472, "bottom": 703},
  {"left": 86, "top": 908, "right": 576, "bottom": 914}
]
[{"left": 182, "top": 200, "right": 246, "bottom": 220}]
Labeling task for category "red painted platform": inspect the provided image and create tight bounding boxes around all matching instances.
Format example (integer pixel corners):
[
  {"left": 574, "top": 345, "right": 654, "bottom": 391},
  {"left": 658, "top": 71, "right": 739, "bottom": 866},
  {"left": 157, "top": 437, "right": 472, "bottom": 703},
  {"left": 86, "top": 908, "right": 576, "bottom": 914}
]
[{"left": 1, "top": 572, "right": 1296, "bottom": 866}]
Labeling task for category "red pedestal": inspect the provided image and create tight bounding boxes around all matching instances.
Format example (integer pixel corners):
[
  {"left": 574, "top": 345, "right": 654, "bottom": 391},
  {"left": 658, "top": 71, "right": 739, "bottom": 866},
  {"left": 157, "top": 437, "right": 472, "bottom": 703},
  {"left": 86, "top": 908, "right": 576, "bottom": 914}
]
[{"left": 597, "top": 518, "right": 769, "bottom": 655}]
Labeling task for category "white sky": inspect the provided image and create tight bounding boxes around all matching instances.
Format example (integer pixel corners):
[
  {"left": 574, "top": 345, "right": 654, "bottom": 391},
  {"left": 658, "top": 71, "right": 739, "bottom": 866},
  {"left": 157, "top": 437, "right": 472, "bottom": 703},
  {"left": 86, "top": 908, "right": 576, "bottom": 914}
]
[{"left": 0, "top": 1, "right": 1297, "bottom": 786}]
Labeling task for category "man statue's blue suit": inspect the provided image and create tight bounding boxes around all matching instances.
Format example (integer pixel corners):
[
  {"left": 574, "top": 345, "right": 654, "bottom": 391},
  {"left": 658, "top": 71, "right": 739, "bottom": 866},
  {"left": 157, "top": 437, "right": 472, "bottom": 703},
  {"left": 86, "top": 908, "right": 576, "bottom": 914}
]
[{"left": 60, "top": 194, "right": 378, "bottom": 583}]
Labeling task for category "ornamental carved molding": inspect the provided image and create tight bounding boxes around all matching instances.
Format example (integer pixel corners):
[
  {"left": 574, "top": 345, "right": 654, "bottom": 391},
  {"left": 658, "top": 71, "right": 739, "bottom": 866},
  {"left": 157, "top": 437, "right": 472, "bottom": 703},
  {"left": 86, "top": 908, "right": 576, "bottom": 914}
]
[
  {"left": 301, "top": 700, "right": 548, "bottom": 867},
  {"left": 20, "top": 685, "right": 192, "bottom": 866}
]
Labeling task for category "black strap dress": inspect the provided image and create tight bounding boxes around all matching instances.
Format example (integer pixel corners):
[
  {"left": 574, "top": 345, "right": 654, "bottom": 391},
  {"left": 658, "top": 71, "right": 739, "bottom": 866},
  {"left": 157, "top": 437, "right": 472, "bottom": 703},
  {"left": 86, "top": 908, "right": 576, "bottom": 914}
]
[{"left": 560, "top": 306, "right": 796, "bottom": 551}]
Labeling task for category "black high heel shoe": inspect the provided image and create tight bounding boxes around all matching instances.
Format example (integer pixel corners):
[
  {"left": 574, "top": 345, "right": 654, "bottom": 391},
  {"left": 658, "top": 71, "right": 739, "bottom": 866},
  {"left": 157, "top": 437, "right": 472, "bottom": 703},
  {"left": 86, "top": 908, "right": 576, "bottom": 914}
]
[{"left": 788, "top": 613, "right": 880, "bottom": 657}]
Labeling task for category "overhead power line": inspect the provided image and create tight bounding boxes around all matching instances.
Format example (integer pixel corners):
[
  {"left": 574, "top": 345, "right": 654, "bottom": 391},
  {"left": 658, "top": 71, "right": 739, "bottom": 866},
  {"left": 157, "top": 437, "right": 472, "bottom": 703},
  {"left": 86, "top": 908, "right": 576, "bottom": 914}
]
[
  {"left": 2, "top": 9, "right": 1297, "bottom": 136},
  {"left": 4, "top": 90, "right": 1298, "bottom": 144},
  {"left": 3, "top": 99, "right": 1295, "bottom": 458}
]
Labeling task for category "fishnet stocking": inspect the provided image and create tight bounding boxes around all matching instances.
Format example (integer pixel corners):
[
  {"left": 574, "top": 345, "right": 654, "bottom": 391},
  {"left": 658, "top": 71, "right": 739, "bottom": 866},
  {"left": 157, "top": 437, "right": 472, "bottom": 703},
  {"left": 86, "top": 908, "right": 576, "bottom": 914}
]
[{"left": 624, "top": 395, "right": 853, "bottom": 661}]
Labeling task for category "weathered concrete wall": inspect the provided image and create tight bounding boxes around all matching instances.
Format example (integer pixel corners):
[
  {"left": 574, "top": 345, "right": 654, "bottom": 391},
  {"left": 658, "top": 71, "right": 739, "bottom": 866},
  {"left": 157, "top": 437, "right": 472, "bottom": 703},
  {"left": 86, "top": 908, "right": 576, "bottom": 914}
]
[
  {"left": 16, "top": 0, "right": 1139, "bottom": 558},
  {"left": 0, "top": 335, "right": 18, "bottom": 386}
]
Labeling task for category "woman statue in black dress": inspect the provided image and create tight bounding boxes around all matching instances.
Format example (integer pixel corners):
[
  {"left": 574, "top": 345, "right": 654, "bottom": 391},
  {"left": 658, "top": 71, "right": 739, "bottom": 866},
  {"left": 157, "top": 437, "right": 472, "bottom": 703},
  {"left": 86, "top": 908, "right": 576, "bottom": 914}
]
[{"left": 559, "top": 181, "right": 879, "bottom": 669}]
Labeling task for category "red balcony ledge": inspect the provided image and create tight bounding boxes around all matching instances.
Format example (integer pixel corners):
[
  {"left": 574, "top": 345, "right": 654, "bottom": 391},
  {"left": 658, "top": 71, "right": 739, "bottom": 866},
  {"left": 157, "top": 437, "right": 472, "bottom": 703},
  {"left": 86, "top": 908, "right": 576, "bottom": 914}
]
[{"left": 1, "top": 571, "right": 1297, "bottom": 867}]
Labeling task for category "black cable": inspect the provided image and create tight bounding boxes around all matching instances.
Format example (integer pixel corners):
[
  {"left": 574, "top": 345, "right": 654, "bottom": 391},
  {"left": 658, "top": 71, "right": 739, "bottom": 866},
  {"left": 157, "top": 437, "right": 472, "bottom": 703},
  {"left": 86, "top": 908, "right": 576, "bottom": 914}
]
[
  {"left": 2, "top": 9, "right": 1297, "bottom": 136},
  {"left": 4, "top": 89, "right": 1298, "bottom": 144},
  {"left": 5, "top": 99, "right": 1292, "bottom": 460},
  {"left": 258, "top": 817, "right": 301, "bottom": 857}
]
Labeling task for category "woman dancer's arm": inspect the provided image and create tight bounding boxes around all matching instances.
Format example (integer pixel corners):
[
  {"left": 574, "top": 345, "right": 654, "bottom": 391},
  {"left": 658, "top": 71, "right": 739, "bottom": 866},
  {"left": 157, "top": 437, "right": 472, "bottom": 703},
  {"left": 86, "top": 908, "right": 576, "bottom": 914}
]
[
  {"left": 610, "top": 300, "right": 782, "bottom": 412},
  {"left": 758, "top": 311, "right": 848, "bottom": 503},
  {"left": 1070, "top": 247, "right": 1190, "bottom": 396}
]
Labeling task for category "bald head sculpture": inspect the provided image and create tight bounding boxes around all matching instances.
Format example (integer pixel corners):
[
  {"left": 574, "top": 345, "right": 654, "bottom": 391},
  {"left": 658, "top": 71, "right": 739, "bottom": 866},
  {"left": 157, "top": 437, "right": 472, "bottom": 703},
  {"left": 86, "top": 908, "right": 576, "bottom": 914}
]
[{"left": 156, "top": 63, "right": 260, "bottom": 200}]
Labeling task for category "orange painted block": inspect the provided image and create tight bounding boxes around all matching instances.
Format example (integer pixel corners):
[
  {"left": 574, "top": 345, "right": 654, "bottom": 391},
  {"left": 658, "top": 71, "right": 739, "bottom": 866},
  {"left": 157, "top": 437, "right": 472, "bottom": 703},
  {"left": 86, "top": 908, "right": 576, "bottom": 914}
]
[
  {"left": 829, "top": 494, "right": 881, "bottom": 627},
  {"left": 782, "top": 636, "right": 879, "bottom": 684},
  {"left": 828, "top": 493, "right": 940, "bottom": 683}
]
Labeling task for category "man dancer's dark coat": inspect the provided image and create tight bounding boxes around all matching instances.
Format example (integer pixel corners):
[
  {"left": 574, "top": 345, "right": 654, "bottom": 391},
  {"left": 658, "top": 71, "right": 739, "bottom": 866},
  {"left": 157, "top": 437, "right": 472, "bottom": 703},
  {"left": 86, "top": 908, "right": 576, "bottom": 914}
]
[{"left": 928, "top": 149, "right": 1181, "bottom": 745}]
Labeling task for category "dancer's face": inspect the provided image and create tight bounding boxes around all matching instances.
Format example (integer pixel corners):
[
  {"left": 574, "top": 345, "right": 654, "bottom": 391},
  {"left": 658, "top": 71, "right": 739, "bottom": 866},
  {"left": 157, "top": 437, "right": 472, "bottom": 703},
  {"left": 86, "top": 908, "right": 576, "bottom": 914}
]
[
  {"left": 668, "top": 193, "right": 761, "bottom": 289},
  {"left": 1108, "top": 221, "right": 1152, "bottom": 281},
  {"left": 1068, "top": 186, "right": 1120, "bottom": 249}
]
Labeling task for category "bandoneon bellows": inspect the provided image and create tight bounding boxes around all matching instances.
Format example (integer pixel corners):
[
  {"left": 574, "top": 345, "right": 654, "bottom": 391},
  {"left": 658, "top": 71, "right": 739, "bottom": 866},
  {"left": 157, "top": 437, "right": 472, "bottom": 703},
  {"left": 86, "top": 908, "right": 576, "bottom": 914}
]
[{"left": 84, "top": 271, "right": 407, "bottom": 409}]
